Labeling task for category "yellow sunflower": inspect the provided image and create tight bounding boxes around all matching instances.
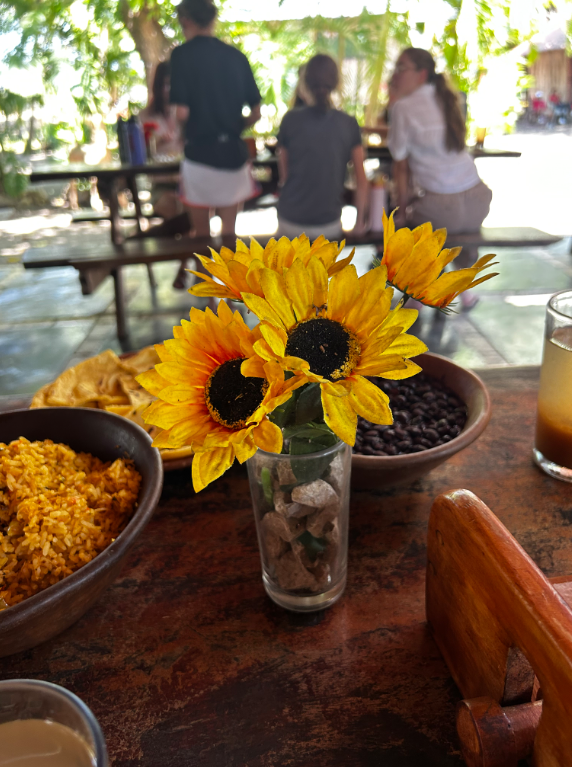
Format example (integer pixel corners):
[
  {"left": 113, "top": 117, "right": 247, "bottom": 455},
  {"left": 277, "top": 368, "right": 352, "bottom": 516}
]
[
  {"left": 188, "top": 234, "right": 355, "bottom": 301},
  {"left": 381, "top": 209, "right": 498, "bottom": 309},
  {"left": 136, "top": 301, "right": 304, "bottom": 492},
  {"left": 239, "top": 258, "right": 428, "bottom": 446}
]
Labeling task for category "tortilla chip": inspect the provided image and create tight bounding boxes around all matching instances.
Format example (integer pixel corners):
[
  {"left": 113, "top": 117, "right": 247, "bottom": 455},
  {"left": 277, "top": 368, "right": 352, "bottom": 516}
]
[
  {"left": 120, "top": 346, "right": 161, "bottom": 376},
  {"left": 38, "top": 351, "right": 127, "bottom": 408},
  {"left": 30, "top": 382, "right": 54, "bottom": 409},
  {"left": 30, "top": 346, "right": 190, "bottom": 463}
]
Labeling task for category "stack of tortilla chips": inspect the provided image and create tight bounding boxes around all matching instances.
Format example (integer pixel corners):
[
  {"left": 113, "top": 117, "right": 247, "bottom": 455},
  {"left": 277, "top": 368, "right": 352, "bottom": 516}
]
[{"left": 31, "top": 348, "right": 193, "bottom": 462}]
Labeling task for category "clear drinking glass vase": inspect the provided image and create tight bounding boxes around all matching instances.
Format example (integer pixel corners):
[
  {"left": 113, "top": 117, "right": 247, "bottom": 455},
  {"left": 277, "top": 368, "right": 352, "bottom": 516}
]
[
  {"left": 534, "top": 289, "right": 572, "bottom": 482},
  {"left": 247, "top": 440, "right": 351, "bottom": 612}
]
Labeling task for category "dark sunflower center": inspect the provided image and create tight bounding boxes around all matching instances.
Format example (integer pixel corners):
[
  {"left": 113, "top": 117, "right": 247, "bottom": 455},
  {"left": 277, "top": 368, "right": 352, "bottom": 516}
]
[
  {"left": 205, "top": 358, "right": 269, "bottom": 430},
  {"left": 285, "top": 318, "right": 360, "bottom": 381}
]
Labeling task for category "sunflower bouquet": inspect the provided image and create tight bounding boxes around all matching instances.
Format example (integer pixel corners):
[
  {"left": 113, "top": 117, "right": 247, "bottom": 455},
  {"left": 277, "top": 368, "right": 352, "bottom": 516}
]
[{"left": 136, "top": 217, "right": 497, "bottom": 606}]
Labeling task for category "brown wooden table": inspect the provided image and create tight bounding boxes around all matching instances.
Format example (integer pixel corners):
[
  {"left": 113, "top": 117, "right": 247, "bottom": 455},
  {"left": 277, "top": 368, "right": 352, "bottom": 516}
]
[{"left": 1, "top": 366, "right": 568, "bottom": 766}]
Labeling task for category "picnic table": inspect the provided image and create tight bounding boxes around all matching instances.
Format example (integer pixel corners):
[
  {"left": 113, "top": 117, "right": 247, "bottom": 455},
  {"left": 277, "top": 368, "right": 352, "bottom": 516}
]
[
  {"left": 1, "top": 365, "right": 569, "bottom": 766},
  {"left": 28, "top": 146, "right": 521, "bottom": 244},
  {"left": 29, "top": 156, "right": 280, "bottom": 245}
]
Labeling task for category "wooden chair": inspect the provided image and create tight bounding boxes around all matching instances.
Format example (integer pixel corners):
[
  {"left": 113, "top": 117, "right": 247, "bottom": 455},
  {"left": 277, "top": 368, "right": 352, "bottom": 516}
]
[{"left": 426, "top": 489, "right": 572, "bottom": 767}]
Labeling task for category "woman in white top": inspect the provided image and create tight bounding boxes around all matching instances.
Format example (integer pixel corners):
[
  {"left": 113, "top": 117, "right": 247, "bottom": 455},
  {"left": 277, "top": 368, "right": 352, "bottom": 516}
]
[{"left": 387, "top": 48, "right": 492, "bottom": 237}]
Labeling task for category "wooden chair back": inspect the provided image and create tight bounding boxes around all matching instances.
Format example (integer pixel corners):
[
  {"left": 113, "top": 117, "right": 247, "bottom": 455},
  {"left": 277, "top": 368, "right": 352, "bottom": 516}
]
[{"left": 426, "top": 489, "right": 572, "bottom": 767}]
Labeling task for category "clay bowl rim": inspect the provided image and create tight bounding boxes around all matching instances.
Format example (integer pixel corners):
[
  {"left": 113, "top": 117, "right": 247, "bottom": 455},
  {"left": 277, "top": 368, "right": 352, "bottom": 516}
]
[
  {"left": 0, "top": 406, "right": 163, "bottom": 620},
  {"left": 351, "top": 352, "right": 492, "bottom": 471}
]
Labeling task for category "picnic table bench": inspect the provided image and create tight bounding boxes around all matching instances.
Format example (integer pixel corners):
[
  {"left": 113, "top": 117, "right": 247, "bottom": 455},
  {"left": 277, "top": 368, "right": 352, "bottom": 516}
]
[{"left": 22, "top": 226, "right": 562, "bottom": 341}]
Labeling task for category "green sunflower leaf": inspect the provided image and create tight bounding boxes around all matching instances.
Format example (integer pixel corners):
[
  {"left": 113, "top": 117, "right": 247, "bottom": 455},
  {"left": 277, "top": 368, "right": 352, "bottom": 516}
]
[
  {"left": 269, "top": 392, "right": 297, "bottom": 429},
  {"left": 295, "top": 382, "right": 323, "bottom": 425}
]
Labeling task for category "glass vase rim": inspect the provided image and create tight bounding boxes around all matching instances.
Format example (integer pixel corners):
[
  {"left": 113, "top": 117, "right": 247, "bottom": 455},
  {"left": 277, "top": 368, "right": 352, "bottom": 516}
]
[
  {"left": 253, "top": 439, "right": 345, "bottom": 461},
  {"left": 0, "top": 678, "right": 108, "bottom": 765},
  {"left": 548, "top": 289, "right": 572, "bottom": 320}
]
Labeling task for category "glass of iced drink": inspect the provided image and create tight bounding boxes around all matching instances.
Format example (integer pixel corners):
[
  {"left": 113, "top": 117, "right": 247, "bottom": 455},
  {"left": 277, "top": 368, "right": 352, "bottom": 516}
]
[
  {"left": 0, "top": 679, "right": 108, "bottom": 767},
  {"left": 534, "top": 289, "right": 572, "bottom": 482}
]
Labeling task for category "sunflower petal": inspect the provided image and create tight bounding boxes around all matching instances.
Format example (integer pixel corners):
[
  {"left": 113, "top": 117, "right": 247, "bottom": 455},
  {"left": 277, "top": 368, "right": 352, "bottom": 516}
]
[
  {"left": 382, "top": 227, "right": 416, "bottom": 283},
  {"left": 379, "top": 358, "right": 423, "bottom": 380},
  {"left": 382, "top": 208, "right": 395, "bottom": 249},
  {"left": 387, "top": 333, "right": 428, "bottom": 358},
  {"left": 233, "top": 436, "right": 258, "bottom": 464},
  {"left": 241, "top": 356, "right": 267, "bottom": 378},
  {"left": 327, "top": 265, "right": 360, "bottom": 324},
  {"left": 187, "top": 274, "right": 237, "bottom": 299},
  {"left": 159, "top": 384, "right": 204, "bottom": 405},
  {"left": 306, "top": 256, "right": 329, "bottom": 311},
  {"left": 349, "top": 375, "right": 393, "bottom": 424},
  {"left": 252, "top": 418, "right": 283, "bottom": 454},
  {"left": 135, "top": 369, "right": 169, "bottom": 396},
  {"left": 284, "top": 258, "right": 314, "bottom": 322},
  {"left": 321, "top": 386, "right": 357, "bottom": 446},
  {"left": 142, "top": 400, "right": 204, "bottom": 429},
  {"left": 260, "top": 323, "right": 288, "bottom": 356},
  {"left": 327, "top": 247, "right": 355, "bottom": 275},
  {"left": 241, "top": 293, "right": 285, "bottom": 329},
  {"left": 260, "top": 269, "right": 296, "bottom": 330},
  {"left": 192, "top": 445, "right": 235, "bottom": 492}
]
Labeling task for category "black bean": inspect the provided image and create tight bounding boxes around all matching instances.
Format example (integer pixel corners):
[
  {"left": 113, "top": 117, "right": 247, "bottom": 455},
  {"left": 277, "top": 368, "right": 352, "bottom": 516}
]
[
  {"left": 424, "top": 428, "right": 439, "bottom": 444},
  {"left": 408, "top": 426, "right": 422, "bottom": 437},
  {"left": 363, "top": 446, "right": 375, "bottom": 455},
  {"left": 397, "top": 439, "right": 412, "bottom": 450},
  {"left": 382, "top": 429, "right": 396, "bottom": 443},
  {"left": 393, "top": 426, "right": 408, "bottom": 439},
  {"left": 385, "top": 445, "right": 398, "bottom": 455},
  {"left": 395, "top": 410, "right": 410, "bottom": 424}
]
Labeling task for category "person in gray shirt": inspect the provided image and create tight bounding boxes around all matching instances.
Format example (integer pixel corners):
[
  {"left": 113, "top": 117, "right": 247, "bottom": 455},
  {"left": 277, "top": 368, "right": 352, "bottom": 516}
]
[{"left": 277, "top": 54, "right": 369, "bottom": 240}]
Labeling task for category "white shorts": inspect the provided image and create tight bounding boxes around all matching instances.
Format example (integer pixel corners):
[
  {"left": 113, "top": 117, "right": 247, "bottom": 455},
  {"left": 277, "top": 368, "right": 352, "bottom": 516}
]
[
  {"left": 180, "top": 158, "right": 256, "bottom": 208},
  {"left": 277, "top": 216, "right": 342, "bottom": 241}
]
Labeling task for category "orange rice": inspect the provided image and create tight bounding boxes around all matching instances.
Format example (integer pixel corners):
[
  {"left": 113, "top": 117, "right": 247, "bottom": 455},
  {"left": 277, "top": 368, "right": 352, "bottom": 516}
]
[{"left": 0, "top": 437, "right": 141, "bottom": 609}]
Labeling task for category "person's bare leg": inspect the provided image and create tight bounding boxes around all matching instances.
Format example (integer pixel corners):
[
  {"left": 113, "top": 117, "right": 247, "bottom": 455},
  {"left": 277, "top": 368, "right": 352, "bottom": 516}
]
[
  {"left": 215, "top": 204, "right": 241, "bottom": 314},
  {"left": 173, "top": 205, "right": 211, "bottom": 290},
  {"left": 218, "top": 204, "right": 239, "bottom": 236}
]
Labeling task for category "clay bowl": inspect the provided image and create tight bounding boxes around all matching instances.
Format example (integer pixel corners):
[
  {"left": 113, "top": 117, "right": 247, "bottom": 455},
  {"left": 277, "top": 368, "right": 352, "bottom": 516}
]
[
  {"left": 351, "top": 353, "right": 491, "bottom": 490},
  {"left": 0, "top": 407, "right": 163, "bottom": 657}
]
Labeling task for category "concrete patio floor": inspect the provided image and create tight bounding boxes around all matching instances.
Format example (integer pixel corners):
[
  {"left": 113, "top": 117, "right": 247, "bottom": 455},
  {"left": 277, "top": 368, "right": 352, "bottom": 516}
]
[{"left": 1, "top": 128, "right": 572, "bottom": 402}]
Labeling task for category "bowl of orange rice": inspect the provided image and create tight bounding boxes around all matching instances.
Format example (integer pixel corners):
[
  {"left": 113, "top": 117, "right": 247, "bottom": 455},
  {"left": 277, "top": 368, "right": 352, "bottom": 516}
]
[{"left": 0, "top": 406, "right": 163, "bottom": 658}]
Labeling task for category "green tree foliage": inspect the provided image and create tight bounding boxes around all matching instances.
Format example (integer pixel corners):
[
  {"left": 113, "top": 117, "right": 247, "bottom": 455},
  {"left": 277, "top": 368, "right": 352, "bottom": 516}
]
[
  {"left": 0, "top": 0, "right": 566, "bottom": 130},
  {"left": 0, "top": 89, "right": 31, "bottom": 196}
]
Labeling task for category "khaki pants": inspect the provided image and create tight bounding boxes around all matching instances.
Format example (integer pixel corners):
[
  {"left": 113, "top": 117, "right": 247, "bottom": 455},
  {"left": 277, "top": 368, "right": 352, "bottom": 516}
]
[{"left": 408, "top": 180, "right": 493, "bottom": 267}]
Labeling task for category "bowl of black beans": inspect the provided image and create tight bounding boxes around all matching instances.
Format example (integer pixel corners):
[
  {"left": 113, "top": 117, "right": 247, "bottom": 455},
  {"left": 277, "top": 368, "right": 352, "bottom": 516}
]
[{"left": 351, "top": 352, "right": 491, "bottom": 489}]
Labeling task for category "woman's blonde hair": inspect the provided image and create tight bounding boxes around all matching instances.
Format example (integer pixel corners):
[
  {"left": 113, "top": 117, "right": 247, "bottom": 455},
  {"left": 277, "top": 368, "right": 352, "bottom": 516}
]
[{"left": 402, "top": 47, "right": 466, "bottom": 153}]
